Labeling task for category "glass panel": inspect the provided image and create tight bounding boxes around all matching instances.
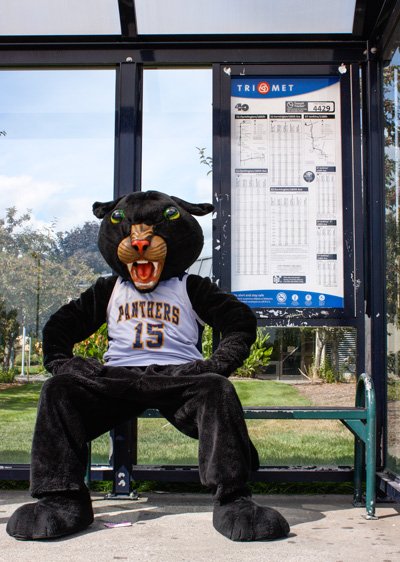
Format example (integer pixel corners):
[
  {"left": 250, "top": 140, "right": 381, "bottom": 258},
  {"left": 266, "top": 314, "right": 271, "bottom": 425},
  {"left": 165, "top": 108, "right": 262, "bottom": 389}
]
[
  {"left": 140, "top": 70, "right": 354, "bottom": 467},
  {"left": 247, "top": 326, "right": 354, "bottom": 465},
  {"left": 262, "top": 327, "right": 356, "bottom": 385},
  {"left": 135, "top": 325, "right": 355, "bottom": 466},
  {"left": 0, "top": 69, "right": 116, "bottom": 464},
  {"left": 135, "top": 0, "right": 356, "bottom": 35},
  {"left": 384, "top": 52, "right": 400, "bottom": 476},
  {"left": 142, "top": 68, "right": 213, "bottom": 259},
  {"left": 1, "top": 0, "right": 121, "bottom": 36}
]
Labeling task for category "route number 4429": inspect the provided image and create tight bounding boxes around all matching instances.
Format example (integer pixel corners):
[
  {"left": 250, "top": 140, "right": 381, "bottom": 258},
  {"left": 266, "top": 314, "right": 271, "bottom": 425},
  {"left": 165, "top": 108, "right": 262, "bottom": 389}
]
[{"left": 310, "top": 102, "right": 335, "bottom": 113}]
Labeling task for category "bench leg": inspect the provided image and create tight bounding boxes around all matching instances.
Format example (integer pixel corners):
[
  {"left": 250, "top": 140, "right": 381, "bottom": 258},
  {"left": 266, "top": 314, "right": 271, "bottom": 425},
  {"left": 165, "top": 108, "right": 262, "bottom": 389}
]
[
  {"left": 84, "top": 441, "right": 92, "bottom": 490},
  {"left": 364, "top": 416, "right": 377, "bottom": 519},
  {"left": 353, "top": 437, "right": 364, "bottom": 507},
  {"left": 106, "top": 420, "right": 139, "bottom": 499},
  {"left": 353, "top": 373, "right": 377, "bottom": 519},
  {"left": 353, "top": 429, "right": 377, "bottom": 519}
]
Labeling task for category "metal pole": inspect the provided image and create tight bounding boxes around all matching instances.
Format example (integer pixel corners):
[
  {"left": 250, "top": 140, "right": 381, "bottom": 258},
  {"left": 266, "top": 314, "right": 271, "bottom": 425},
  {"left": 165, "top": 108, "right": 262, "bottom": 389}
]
[
  {"left": 21, "top": 325, "right": 26, "bottom": 377},
  {"left": 394, "top": 68, "right": 399, "bottom": 378},
  {"left": 26, "top": 337, "right": 31, "bottom": 382},
  {"left": 363, "top": 57, "right": 386, "bottom": 469},
  {"left": 36, "top": 256, "right": 40, "bottom": 339}
]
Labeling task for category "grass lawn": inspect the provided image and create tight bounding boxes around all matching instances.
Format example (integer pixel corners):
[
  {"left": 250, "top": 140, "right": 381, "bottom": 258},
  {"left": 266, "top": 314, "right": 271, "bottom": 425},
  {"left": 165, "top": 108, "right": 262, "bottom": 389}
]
[
  {"left": 0, "top": 383, "right": 43, "bottom": 463},
  {"left": 136, "top": 380, "right": 353, "bottom": 466},
  {"left": 0, "top": 379, "right": 354, "bottom": 467}
]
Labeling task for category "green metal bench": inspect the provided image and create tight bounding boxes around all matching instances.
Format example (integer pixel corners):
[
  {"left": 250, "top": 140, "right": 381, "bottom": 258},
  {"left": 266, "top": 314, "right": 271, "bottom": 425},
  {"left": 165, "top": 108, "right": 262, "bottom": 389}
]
[{"left": 87, "top": 372, "right": 377, "bottom": 519}]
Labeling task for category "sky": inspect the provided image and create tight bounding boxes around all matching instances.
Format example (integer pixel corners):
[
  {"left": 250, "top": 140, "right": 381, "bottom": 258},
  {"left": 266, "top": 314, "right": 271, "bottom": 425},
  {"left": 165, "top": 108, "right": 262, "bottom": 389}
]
[{"left": 0, "top": 68, "right": 213, "bottom": 255}]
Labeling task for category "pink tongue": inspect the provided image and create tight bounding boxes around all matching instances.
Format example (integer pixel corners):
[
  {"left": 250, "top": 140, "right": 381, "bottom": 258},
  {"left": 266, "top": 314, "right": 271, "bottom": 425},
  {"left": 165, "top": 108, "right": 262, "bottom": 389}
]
[{"left": 136, "top": 262, "right": 153, "bottom": 280}]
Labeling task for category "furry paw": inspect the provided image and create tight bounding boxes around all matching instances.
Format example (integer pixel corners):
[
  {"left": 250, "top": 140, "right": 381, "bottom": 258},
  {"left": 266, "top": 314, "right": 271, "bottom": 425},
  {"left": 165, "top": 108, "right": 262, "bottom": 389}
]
[
  {"left": 6, "top": 491, "right": 94, "bottom": 540},
  {"left": 213, "top": 496, "right": 290, "bottom": 541}
]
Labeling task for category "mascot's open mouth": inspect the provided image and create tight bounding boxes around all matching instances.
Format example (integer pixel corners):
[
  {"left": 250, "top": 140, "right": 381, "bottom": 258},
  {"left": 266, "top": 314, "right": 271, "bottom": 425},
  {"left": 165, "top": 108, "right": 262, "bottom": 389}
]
[
  {"left": 128, "top": 260, "right": 162, "bottom": 290},
  {"left": 116, "top": 225, "right": 167, "bottom": 292}
]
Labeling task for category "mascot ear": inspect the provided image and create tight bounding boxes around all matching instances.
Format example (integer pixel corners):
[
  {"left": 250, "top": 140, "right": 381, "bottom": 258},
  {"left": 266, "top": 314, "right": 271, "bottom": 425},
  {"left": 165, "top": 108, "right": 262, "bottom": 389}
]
[
  {"left": 170, "top": 196, "right": 214, "bottom": 216},
  {"left": 93, "top": 197, "right": 124, "bottom": 219}
]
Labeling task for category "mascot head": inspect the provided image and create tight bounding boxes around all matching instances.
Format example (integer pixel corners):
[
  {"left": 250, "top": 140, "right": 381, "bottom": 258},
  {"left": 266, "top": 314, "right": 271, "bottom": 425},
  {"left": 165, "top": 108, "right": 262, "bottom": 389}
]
[{"left": 93, "top": 190, "right": 214, "bottom": 293}]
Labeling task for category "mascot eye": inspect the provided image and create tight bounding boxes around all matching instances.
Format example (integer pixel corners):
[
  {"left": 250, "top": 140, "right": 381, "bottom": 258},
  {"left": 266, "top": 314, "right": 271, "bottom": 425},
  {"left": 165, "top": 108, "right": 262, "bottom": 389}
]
[
  {"left": 164, "top": 206, "right": 180, "bottom": 220},
  {"left": 111, "top": 209, "right": 125, "bottom": 224}
]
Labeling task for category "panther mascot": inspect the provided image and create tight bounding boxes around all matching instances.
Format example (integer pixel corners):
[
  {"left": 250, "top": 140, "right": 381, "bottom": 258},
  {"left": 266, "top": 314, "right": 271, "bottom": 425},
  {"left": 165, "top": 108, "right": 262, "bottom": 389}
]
[{"left": 7, "top": 190, "right": 290, "bottom": 542}]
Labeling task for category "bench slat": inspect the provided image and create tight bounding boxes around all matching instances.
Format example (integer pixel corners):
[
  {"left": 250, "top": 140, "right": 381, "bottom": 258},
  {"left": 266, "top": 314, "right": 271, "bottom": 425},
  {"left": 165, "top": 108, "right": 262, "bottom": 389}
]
[{"left": 139, "top": 407, "right": 368, "bottom": 420}]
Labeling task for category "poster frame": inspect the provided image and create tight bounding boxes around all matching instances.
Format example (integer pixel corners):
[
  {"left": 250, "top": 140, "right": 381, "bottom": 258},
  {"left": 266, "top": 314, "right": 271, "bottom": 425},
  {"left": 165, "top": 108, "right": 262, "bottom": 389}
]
[{"left": 213, "top": 63, "right": 356, "bottom": 321}]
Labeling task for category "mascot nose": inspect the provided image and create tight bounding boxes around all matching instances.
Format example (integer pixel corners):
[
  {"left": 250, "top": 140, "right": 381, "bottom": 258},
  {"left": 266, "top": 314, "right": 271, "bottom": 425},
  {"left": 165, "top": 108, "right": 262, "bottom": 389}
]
[{"left": 131, "top": 239, "right": 150, "bottom": 256}]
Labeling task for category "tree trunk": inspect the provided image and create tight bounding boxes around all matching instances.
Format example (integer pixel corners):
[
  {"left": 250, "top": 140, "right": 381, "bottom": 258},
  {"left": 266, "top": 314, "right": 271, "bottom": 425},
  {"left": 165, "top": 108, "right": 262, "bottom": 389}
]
[
  {"left": 313, "top": 330, "right": 326, "bottom": 380},
  {"left": 330, "top": 338, "right": 341, "bottom": 382}
]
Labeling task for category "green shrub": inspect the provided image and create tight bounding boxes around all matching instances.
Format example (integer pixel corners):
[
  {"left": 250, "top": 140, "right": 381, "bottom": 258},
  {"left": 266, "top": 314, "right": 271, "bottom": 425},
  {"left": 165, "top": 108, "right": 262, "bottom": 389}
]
[
  {"left": 201, "top": 324, "right": 213, "bottom": 359},
  {"left": 319, "top": 357, "right": 339, "bottom": 383},
  {"left": 73, "top": 323, "right": 108, "bottom": 360},
  {"left": 388, "top": 377, "right": 400, "bottom": 401},
  {"left": 235, "top": 330, "right": 273, "bottom": 378},
  {"left": 387, "top": 351, "right": 400, "bottom": 376},
  {"left": 202, "top": 325, "right": 272, "bottom": 378},
  {"left": 0, "top": 367, "right": 18, "bottom": 383},
  {"left": 30, "top": 353, "right": 42, "bottom": 365}
]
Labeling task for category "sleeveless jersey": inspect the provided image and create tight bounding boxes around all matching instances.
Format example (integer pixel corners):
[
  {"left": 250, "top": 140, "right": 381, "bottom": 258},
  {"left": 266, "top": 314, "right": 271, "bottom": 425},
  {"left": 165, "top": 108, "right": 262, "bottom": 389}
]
[{"left": 103, "top": 274, "right": 204, "bottom": 367}]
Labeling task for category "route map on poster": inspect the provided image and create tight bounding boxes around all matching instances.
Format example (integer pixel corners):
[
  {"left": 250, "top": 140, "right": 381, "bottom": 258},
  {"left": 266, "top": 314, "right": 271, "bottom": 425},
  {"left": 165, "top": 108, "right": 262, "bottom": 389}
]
[{"left": 230, "top": 77, "right": 344, "bottom": 308}]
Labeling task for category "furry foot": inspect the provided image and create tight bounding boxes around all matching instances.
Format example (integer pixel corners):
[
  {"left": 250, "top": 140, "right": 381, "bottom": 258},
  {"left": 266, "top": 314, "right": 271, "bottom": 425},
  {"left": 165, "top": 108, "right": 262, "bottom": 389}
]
[
  {"left": 213, "top": 496, "right": 290, "bottom": 541},
  {"left": 6, "top": 491, "right": 94, "bottom": 540}
]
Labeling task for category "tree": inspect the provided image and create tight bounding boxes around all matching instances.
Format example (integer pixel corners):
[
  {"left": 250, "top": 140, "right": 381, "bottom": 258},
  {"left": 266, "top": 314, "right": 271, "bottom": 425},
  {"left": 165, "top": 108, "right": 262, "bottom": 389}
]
[
  {"left": 313, "top": 327, "right": 351, "bottom": 382},
  {"left": 0, "top": 295, "right": 20, "bottom": 371},
  {"left": 197, "top": 147, "right": 213, "bottom": 175},
  {"left": 0, "top": 207, "right": 98, "bottom": 342},
  {"left": 57, "top": 221, "right": 109, "bottom": 275},
  {"left": 313, "top": 328, "right": 328, "bottom": 380},
  {"left": 383, "top": 66, "right": 400, "bottom": 325}
]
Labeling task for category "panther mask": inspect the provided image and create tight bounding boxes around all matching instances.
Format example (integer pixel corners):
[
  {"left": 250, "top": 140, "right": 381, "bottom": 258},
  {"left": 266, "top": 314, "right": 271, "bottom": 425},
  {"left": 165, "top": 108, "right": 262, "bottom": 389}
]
[{"left": 93, "top": 190, "right": 214, "bottom": 293}]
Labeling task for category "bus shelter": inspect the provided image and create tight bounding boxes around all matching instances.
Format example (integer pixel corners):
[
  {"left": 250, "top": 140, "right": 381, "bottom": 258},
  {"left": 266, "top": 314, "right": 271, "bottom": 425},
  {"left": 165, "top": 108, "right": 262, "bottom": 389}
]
[{"left": 0, "top": 0, "right": 399, "bottom": 507}]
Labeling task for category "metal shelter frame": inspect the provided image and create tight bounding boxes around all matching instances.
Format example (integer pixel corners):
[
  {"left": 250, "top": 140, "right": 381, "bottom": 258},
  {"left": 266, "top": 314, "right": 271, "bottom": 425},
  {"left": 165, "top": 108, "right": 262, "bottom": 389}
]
[{"left": 1, "top": 0, "right": 400, "bottom": 505}]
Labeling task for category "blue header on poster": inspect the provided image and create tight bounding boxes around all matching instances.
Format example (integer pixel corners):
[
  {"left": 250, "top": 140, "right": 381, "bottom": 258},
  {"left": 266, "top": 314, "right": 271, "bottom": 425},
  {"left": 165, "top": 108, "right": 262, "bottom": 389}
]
[
  {"left": 231, "top": 76, "right": 339, "bottom": 99},
  {"left": 232, "top": 290, "right": 343, "bottom": 309}
]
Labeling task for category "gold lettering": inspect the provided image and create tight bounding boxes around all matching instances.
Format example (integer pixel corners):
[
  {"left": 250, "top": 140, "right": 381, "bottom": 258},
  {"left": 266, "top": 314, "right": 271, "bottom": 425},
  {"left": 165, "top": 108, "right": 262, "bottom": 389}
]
[
  {"left": 121, "top": 301, "right": 180, "bottom": 325},
  {"left": 163, "top": 303, "right": 171, "bottom": 322},
  {"left": 147, "top": 301, "right": 155, "bottom": 318},
  {"left": 117, "top": 305, "right": 124, "bottom": 323},
  {"left": 138, "top": 301, "right": 146, "bottom": 317},
  {"left": 155, "top": 302, "right": 163, "bottom": 320},
  {"left": 172, "top": 306, "right": 180, "bottom": 325}
]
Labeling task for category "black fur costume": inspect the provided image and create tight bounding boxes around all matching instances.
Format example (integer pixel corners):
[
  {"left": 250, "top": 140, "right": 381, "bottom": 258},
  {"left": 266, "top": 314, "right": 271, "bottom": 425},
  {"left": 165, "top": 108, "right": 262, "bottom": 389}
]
[{"left": 7, "top": 190, "right": 289, "bottom": 542}]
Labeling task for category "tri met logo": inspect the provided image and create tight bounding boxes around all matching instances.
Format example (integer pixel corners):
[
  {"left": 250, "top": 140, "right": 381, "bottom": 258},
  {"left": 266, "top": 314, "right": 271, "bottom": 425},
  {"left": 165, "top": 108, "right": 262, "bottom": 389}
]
[
  {"left": 235, "top": 82, "right": 295, "bottom": 94},
  {"left": 257, "top": 82, "right": 270, "bottom": 94}
]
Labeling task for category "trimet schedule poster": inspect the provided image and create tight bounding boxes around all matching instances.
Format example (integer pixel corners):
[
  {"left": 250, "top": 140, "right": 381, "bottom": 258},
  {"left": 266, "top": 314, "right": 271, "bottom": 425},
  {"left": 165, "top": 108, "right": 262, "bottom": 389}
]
[{"left": 231, "top": 76, "right": 344, "bottom": 309}]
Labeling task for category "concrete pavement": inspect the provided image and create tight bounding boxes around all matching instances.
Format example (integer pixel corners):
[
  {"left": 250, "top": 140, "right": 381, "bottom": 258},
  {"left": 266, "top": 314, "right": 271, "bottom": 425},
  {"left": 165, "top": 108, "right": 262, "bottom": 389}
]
[{"left": 1, "top": 491, "right": 400, "bottom": 562}]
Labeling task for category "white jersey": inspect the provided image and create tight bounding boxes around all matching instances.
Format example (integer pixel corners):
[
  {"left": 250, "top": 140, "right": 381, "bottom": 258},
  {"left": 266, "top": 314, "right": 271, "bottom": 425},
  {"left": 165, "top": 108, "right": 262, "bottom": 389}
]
[{"left": 103, "top": 274, "right": 204, "bottom": 367}]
